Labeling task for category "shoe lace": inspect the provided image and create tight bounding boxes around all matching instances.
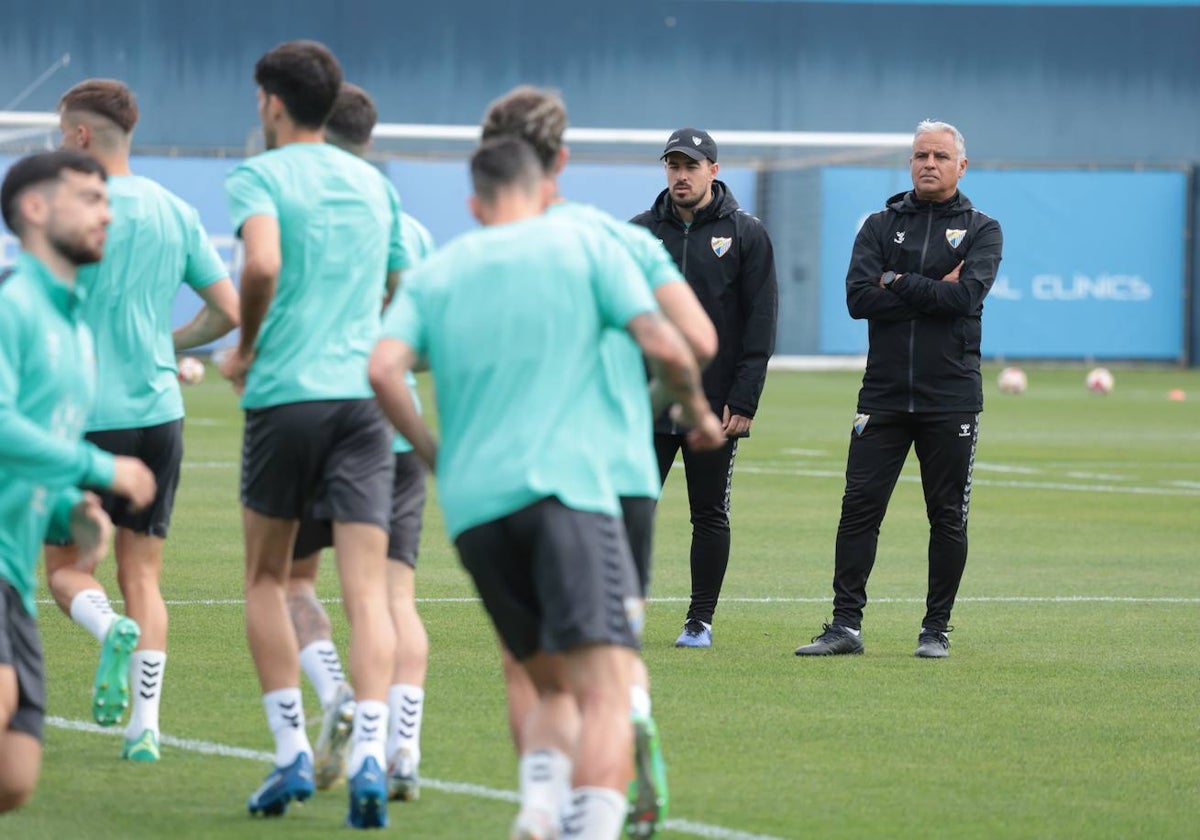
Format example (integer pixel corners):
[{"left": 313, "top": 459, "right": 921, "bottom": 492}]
[
  {"left": 813, "top": 622, "right": 846, "bottom": 643},
  {"left": 684, "top": 619, "right": 706, "bottom": 636},
  {"left": 919, "top": 626, "right": 953, "bottom": 647}
]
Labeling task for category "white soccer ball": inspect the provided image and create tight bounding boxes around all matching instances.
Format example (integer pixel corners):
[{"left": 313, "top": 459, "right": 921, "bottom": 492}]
[
  {"left": 1086, "top": 367, "right": 1114, "bottom": 395},
  {"left": 997, "top": 366, "right": 1028, "bottom": 395},
  {"left": 178, "top": 355, "right": 206, "bottom": 385}
]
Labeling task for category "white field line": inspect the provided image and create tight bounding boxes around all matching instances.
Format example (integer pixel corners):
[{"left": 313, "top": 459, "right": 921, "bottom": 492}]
[
  {"left": 184, "top": 458, "right": 1200, "bottom": 497},
  {"left": 44, "top": 716, "right": 787, "bottom": 840}
]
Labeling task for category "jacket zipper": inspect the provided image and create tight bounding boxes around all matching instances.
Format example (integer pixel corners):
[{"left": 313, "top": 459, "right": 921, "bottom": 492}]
[
  {"left": 680, "top": 224, "right": 689, "bottom": 278},
  {"left": 910, "top": 206, "right": 935, "bottom": 412}
]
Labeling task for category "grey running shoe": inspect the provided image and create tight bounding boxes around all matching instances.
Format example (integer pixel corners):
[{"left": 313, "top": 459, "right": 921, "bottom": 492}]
[
  {"left": 914, "top": 628, "right": 951, "bottom": 658},
  {"left": 387, "top": 745, "right": 420, "bottom": 801},
  {"left": 314, "top": 682, "right": 356, "bottom": 790},
  {"left": 673, "top": 619, "right": 712, "bottom": 648},
  {"left": 794, "top": 623, "right": 864, "bottom": 656}
]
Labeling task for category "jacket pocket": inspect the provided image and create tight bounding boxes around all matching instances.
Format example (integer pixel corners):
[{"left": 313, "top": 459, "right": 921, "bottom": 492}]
[{"left": 954, "top": 318, "right": 982, "bottom": 363}]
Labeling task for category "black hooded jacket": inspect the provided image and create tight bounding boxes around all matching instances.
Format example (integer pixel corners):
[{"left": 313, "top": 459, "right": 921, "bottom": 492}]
[
  {"left": 630, "top": 180, "right": 778, "bottom": 430},
  {"left": 846, "top": 189, "right": 1003, "bottom": 413}
]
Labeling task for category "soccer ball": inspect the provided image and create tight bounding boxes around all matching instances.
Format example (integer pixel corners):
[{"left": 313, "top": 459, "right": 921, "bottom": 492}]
[
  {"left": 178, "top": 355, "right": 206, "bottom": 385},
  {"left": 997, "top": 366, "right": 1027, "bottom": 395},
  {"left": 1085, "top": 367, "right": 1114, "bottom": 394}
]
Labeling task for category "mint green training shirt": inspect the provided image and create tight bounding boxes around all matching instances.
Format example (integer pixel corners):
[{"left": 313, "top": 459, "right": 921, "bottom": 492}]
[
  {"left": 392, "top": 212, "right": 435, "bottom": 455},
  {"left": 381, "top": 212, "right": 656, "bottom": 540},
  {"left": 548, "top": 200, "right": 687, "bottom": 500},
  {"left": 79, "top": 174, "right": 227, "bottom": 431},
  {"left": 0, "top": 254, "right": 117, "bottom": 616},
  {"left": 225, "top": 143, "right": 408, "bottom": 409}
]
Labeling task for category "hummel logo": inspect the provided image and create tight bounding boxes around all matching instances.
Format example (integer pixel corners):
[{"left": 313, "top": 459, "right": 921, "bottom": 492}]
[
  {"left": 959, "top": 424, "right": 972, "bottom": 437},
  {"left": 894, "top": 231, "right": 906, "bottom": 244}
]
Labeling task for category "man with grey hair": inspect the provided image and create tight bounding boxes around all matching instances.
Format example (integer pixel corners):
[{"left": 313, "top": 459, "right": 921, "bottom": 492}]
[{"left": 795, "top": 119, "right": 1002, "bottom": 659}]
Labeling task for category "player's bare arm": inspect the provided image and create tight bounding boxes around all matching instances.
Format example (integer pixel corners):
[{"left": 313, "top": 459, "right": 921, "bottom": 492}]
[
  {"left": 368, "top": 337, "right": 438, "bottom": 469},
  {"left": 221, "top": 214, "right": 280, "bottom": 390},
  {"left": 174, "top": 277, "right": 241, "bottom": 351},
  {"left": 626, "top": 311, "right": 725, "bottom": 450},
  {"left": 653, "top": 281, "right": 717, "bottom": 367}
]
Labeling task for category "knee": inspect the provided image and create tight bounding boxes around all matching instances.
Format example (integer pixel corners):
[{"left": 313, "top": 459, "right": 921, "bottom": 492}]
[
  {"left": 0, "top": 781, "right": 34, "bottom": 813},
  {"left": 688, "top": 505, "right": 730, "bottom": 529},
  {"left": 117, "top": 565, "right": 161, "bottom": 596},
  {"left": 927, "top": 507, "right": 968, "bottom": 538}
]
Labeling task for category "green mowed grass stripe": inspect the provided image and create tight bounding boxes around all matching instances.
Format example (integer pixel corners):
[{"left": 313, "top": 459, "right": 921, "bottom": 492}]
[{"left": 9, "top": 364, "right": 1199, "bottom": 839}]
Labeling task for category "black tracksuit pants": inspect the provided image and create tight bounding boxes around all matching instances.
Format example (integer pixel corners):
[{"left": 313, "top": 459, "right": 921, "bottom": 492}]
[
  {"left": 832, "top": 410, "right": 979, "bottom": 633},
  {"left": 655, "top": 434, "right": 739, "bottom": 625}
]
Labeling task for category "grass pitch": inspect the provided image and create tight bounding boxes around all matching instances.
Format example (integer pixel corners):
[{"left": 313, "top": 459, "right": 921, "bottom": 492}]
[{"left": 9, "top": 363, "right": 1200, "bottom": 839}]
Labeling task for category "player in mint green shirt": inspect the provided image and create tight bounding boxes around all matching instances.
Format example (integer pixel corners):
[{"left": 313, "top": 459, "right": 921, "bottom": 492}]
[
  {"left": 220, "top": 42, "right": 404, "bottom": 829},
  {"left": 0, "top": 149, "right": 156, "bottom": 813},
  {"left": 479, "top": 85, "right": 721, "bottom": 839},
  {"left": 283, "top": 81, "right": 434, "bottom": 800},
  {"left": 369, "top": 136, "right": 722, "bottom": 839},
  {"left": 45, "top": 79, "right": 242, "bottom": 762}
]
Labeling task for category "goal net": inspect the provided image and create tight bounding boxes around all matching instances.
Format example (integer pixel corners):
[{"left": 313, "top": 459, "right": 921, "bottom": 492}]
[{"left": 367, "top": 123, "right": 913, "bottom": 364}]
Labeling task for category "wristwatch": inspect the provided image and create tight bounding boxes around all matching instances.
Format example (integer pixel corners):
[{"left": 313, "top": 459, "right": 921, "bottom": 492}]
[{"left": 882, "top": 270, "right": 902, "bottom": 289}]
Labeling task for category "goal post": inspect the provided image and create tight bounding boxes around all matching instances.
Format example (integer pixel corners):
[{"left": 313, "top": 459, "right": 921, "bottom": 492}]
[{"left": 0, "top": 111, "right": 59, "bottom": 154}]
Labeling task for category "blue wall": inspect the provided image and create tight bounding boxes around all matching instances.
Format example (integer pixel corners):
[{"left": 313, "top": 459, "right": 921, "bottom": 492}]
[{"left": 2, "top": 1, "right": 1197, "bottom": 165}]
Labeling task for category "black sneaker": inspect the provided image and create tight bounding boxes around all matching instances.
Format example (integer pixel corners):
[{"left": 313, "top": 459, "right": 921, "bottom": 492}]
[
  {"left": 914, "top": 627, "right": 951, "bottom": 658},
  {"left": 794, "top": 623, "right": 864, "bottom": 656}
]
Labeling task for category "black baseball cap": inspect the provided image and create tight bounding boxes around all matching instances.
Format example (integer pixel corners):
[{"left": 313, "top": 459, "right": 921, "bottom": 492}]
[{"left": 661, "top": 128, "right": 718, "bottom": 163}]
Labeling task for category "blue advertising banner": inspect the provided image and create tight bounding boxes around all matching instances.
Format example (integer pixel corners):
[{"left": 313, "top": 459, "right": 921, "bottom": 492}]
[
  {"left": 819, "top": 167, "right": 1188, "bottom": 359},
  {"left": 1, "top": 153, "right": 755, "bottom": 349}
]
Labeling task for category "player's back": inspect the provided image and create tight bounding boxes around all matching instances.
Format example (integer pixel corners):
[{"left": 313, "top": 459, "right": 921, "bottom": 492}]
[
  {"left": 548, "top": 200, "right": 682, "bottom": 499},
  {"left": 78, "top": 175, "right": 226, "bottom": 430},
  {"left": 390, "top": 213, "right": 654, "bottom": 538},
  {"left": 226, "top": 143, "right": 399, "bottom": 409}
]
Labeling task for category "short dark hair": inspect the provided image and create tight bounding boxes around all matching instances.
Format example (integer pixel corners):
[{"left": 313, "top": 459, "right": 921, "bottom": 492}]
[
  {"left": 480, "top": 86, "right": 567, "bottom": 174},
  {"left": 1, "top": 150, "right": 107, "bottom": 234},
  {"left": 254, "top": 40, "right": 342, "bottom": 129},
  {"left": 470, "top": 136, "right": 543, "bottom": 203},
  {"left": 58, "top": 79, "right": 139, "bottom": 133},
  {"left": 326, "top": 82, "right": 377, "bottom": 148}
]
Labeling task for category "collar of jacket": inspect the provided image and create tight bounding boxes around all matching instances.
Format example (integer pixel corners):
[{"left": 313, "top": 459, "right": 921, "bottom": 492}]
[
  {"left": 886, "top": 189, "right": 973, "bottom": 215},
  {"left": 652, "top": 179, "right": 740, "bottom": 227}
]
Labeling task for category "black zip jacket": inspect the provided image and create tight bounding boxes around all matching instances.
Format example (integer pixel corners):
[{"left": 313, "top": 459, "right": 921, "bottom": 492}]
[
  {"left": 631, "top": 181, "right": 778, "bottom": 431},
  {"left": 846, "top": 189, "right": 1003, "bottom": 413}
]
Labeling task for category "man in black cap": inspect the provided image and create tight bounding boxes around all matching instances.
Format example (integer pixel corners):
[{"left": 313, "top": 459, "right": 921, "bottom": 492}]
[{"left": 630, "top": 128, "right": 778, "bottom": 648}]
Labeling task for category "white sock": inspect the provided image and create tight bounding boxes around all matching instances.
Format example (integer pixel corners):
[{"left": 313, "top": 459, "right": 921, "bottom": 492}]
[
  {"left": 563, "top": 786, "right": 627, "bottom": 839},
  {"left": 386, "top": 684, "right": 425, "bottom": 762},
  {"left": 263, "top": 687, "right": 310, "bottom": 767},
  {"left": 125, "top": 650, "right": 166, "bottom": 739},
  {"left": 69, "top": 589, "right": 118, "bottom": 643},
  {"left": 630, "top": 684, "right": 652, "bottom": 721},
  {"left": 299, "top": 640, "right": 345, "bottom": 710},
  {"left": 347, "top": 699, "right": 388, "bottom": 776},
  {"left": 518, "top": 748, "right": 572, "bottom": 825},
  {"left": 841, "top": 626, "right": 861, "bottom": 637}
]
